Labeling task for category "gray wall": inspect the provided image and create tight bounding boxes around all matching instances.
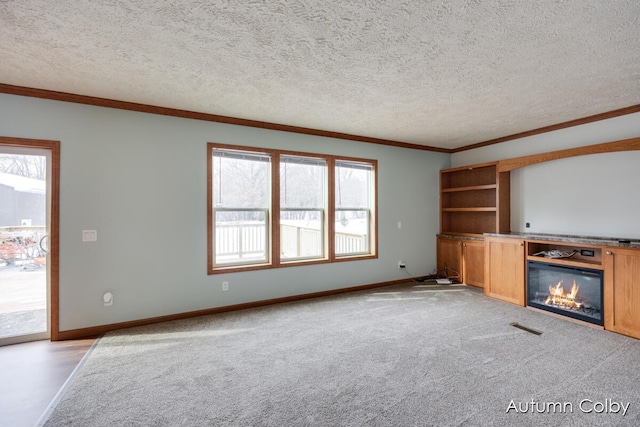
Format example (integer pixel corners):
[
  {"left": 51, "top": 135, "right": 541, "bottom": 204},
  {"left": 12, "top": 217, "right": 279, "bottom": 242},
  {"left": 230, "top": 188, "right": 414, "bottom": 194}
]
[
  {"left": 0, "top": 93, "right": 449, "bottom": 331},
  {"left": 452, "top": 112, "right": 640, "bottom": 239}
]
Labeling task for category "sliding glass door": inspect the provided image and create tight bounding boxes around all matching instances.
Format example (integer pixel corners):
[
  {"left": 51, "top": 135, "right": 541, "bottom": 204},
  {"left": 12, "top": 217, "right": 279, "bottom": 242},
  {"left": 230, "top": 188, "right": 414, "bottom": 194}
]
[{"left": 0, "top": 145, "right": 52, "bottom": 345}]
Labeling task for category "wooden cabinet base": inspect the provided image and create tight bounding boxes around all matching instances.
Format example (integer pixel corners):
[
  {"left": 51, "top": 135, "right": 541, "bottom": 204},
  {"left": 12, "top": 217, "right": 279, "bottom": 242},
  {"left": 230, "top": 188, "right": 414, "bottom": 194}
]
[
  {"left": 462, "top": 240, "right": 484, "bottom": 287},
  {"left": 482, "top": 234, "right": 640, "bottom": 340},
  {"left": 484, "top": 236, "right": 525, "bottom": 306},
  {"left": 604, "top": 247, "right": 640, "bottom": 340},
  {"left": 436, "top": 237, "right": 462, "bottom": 282},
  {"left": 437, "top": 236, "right": 484, "bottom": 287}
]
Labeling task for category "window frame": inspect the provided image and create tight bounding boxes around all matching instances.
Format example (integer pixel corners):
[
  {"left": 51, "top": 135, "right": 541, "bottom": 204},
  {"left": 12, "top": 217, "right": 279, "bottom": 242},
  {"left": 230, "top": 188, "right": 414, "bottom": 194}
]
[
  {"left": 334, "top": 159, "right": 376, "bottom": 258},
  {"left": 279, "top": 154, "right": 328, "bottom": 262},
  {"left": 208, "top": 143, "right": 377, "bottom": 274}
]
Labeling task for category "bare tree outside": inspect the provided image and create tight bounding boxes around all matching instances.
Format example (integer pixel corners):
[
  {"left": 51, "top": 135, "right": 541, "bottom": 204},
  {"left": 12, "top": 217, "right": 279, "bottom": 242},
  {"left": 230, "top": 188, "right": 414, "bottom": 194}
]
[
  {"left": 213, "top": 151, "right": 270, "bottom": 223},
  {"left": 0, "top": 154, "right": 46, "bottom": 180}
]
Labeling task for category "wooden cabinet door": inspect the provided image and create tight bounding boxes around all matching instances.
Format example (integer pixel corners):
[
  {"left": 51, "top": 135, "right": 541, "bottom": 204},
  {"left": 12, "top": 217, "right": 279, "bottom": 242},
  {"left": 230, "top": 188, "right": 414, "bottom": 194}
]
[
  {"left": 484, "top": 237, "right": 525, "bottom": 306},
  {"left": 604, "top": 247, "right": 640, "bottom": 339},
  {"left": 463, "top": 240, "right": 484, "bottom": 288},
  {"left": 437, "top": 237, "right": 462, "bottom": 281}
]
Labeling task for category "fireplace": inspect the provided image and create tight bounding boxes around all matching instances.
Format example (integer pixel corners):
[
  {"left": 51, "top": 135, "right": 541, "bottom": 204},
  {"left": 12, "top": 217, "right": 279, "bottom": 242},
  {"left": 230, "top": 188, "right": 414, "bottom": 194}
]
[{"left": 527, "top": 261, "right": 603, "bottom": 326}]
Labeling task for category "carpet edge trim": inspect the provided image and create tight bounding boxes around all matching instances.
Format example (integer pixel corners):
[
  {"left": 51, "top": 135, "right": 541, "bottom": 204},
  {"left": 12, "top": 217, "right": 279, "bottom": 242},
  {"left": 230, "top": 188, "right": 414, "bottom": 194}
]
[{"left": 34, "top": 337, "right": 103, "bottom": 426}]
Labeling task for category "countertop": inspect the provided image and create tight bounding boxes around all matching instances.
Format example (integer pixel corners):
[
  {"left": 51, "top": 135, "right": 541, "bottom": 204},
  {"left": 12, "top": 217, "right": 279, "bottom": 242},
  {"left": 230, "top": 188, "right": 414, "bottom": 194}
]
[
  {"left": 483, "top": 232, "right": 640, "bottom": 248},
  {"left": 436, "top": 234, "right": 484, "bottom": 242}
]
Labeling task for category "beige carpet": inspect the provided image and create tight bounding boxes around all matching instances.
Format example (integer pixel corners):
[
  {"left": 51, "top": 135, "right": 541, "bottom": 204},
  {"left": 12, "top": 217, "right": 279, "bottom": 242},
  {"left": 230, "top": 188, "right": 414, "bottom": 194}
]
[{"left": 43, "top": 283, "right": 640, "bottom": 426}]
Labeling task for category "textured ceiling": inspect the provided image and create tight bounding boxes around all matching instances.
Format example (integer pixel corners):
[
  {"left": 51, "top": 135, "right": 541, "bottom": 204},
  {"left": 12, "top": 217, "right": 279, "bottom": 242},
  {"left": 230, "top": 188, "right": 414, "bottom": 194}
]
[{"left": 1, "top": 0, "right": 640, "bottom": 150}]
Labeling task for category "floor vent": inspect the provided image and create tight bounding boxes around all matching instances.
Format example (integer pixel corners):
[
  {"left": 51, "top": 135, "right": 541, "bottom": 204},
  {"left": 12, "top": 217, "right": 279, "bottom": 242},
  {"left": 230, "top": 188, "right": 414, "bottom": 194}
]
[{"left": 509, "top": 322, "right": 542, "bottom": 335}]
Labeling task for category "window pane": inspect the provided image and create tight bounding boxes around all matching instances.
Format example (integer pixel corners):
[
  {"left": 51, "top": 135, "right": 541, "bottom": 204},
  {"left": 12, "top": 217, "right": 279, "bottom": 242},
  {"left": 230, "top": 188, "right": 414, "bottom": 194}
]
[
  {"left": 335, "top": 161, "right": 371, "bottom": 209},
  {"left": 335, "top": 210, "right": 369, "bottom": 255},
  {"left": 214, "top": 210, "right": 267, "bottom": 265},
  {"left": 335, "top": 160, "right": 374, "bottom": 256},
  {"left": 281, "top": 209, "right": 323, "bottom": 259},
  {"left": 280, "top": 155, "right": 326, "bottom": 261},
  {"left": 212, "top": 148, "right": 271, "bottom": 267},
  {"left": 208, "top": 144, "right": 377, "bottom": 273},
  {"left": 280, "top": 156, "right": 326, "bottom": 209},
  {"left": 213, "top": 149, "right": 270, "bottom": 209}
]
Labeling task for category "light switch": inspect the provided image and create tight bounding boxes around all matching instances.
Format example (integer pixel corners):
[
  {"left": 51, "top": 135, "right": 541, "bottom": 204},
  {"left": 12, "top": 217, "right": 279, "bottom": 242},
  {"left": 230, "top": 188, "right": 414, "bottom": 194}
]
[{"left": 82, "top": 230, "right": 97, "bottom": 242}]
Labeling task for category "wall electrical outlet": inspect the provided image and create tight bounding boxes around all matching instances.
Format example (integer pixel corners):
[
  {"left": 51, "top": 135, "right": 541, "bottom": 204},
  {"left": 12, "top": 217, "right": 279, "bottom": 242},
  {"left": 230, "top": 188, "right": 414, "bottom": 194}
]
[
  {"left": 103, "top": 292, "right": 113, "bottom": 306},
  {"left": 222, "top": 281, "right": 229, "bottom": 291},
  {"left": 398, "top": 261, "right": 406, "bottom": 269}
]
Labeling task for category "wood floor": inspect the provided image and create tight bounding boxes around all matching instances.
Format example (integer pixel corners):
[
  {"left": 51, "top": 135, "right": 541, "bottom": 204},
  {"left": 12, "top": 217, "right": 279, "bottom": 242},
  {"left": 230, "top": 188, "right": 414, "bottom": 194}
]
[{"left": 0, "top": 338, "right": 95, "bottom": 427}]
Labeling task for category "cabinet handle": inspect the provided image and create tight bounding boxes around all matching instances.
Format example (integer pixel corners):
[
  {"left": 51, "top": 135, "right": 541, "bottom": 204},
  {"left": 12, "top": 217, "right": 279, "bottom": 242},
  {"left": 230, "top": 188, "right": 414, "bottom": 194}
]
[
  {"left": 463, "top": 243, "right": 466, "bottom": 247},
  {"left": 606, "top": 251, "right": 612, "bottom": 255},
  {"left": 519, "top": 242, "right": 524, "bottom": 246}
]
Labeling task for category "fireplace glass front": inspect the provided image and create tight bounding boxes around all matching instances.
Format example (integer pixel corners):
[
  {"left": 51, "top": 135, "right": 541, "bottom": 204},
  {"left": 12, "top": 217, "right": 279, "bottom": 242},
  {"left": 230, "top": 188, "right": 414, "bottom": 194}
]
[{"left": 527, "top": 261, "right": 603, "bottom": 326}]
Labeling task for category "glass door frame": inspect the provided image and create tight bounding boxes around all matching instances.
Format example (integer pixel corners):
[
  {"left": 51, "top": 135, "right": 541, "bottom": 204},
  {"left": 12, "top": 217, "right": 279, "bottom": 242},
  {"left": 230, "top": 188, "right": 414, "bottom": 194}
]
[{"left": 0, "top": 136, "right": 60, "bottom": 345}]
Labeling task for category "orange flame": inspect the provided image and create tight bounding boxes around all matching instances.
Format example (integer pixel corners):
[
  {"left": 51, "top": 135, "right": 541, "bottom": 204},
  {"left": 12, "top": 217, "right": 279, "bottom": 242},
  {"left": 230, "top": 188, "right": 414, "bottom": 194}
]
[{"left": 544, "top": 280, "right": 582, "bottom": 309}]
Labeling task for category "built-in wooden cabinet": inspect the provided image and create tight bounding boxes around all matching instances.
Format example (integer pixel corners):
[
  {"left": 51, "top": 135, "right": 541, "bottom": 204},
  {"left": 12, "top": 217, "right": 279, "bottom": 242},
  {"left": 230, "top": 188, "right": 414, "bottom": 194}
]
[
  {"left": 440, "top": 162, "right": 510, "bottom": 237},
  {"left": 604, "top": 247, "right": 640, "bottom": 339},
  {"left": 462, "top": 239, "right": 485, "bottom": 287},
  {"left": 482, "top": 235, "right": 640, "bottom": 340},
  {"left": 439, "top": 139, "right": 640, "bottom": 339},
  {"left": 437, "top": 236, "right": 484, "bottom": 287},
  {"left": 484, "top": 236, "right": 525, "bottom": 306},
  {"left": 436, "top": 237, "right": 462, "bottom": 282},
  {"left": 527, "top": 241, "right": 603, "bottom": 270},
  {"left": 438, "top": 162, "right": 509, "bottom": 289}
]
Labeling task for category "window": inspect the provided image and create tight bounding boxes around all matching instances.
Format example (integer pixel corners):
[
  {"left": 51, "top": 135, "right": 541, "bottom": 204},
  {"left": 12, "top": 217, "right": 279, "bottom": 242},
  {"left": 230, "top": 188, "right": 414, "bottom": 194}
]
[
  {"left": 280, "top": 155, "right": 327, "bottom": 261},
  {"left": 335, "top": 160, "right": 375, "bottom": 257},
  {"left": 208, "top": 143, "right": 377, "bottom": 273},
  {"left": 211, "top": 148, "right": 271, "bottom": 267}
]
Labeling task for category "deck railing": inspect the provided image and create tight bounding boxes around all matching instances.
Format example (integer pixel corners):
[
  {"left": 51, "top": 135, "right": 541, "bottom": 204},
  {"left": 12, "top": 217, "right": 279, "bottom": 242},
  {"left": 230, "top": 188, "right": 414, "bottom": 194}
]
[
  {"left": 214, "top": 222, "right": 367, "bottom": 264},
  {"left": 215, "top": 223, "right": 267, "bottom": 264}
]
